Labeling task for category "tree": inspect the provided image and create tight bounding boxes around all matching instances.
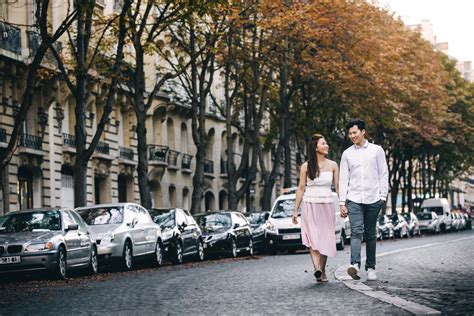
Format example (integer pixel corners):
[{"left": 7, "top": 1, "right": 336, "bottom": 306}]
[
  {"left": 51, "top": 0, "right": 131, "bottom": 207},
  {"left": 0, "top": 0, "right": 77, "bottom": 213}
]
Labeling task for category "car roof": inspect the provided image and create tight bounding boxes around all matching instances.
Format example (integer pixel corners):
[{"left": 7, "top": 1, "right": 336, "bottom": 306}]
[{"left": 74, "top": 203, "right": 140, "bottom": 210}]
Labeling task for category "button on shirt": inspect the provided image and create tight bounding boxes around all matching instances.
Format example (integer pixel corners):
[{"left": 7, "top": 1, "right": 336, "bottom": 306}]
[{"left": 339, "top": 140, "right": 388, "bottom": 205}]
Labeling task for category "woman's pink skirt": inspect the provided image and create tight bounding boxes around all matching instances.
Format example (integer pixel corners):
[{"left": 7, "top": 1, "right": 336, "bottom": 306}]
[{"left": 301, "top": 201, "right": 336, "bottom": 257}]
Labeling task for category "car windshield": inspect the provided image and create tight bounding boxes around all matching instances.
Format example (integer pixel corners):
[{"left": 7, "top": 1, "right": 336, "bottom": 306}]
[
  {"left": 0, "top": 211, "right": 61, "bottom": 233},
  {"left": 421, "top": 207, "right": 443, "bottom": 215},
  {"left": 77, "top": 207, "right": 124, "bottom": 225},
  {"left": 417, "top": 213, "right": 432, "bottom": 220},
  {"left": 246, "top": 213, "right": 266, "bottom": 225},
  {"left": 195, "top": 213, "right": 231, "bottom": 231},
  {"left": 272, "top": 199, "right": 300, "bottom": 218},
  {"left": 152, "top": 211, "right": 175, "bottom": 229}
]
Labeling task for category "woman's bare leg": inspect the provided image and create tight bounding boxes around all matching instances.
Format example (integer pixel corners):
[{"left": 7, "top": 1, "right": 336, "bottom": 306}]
[
  {"left": 319, "top": 255, "right": 328, "bottom": 273},
  {"left": 309, "top": 248, "right": 321, "bottom": 271}
]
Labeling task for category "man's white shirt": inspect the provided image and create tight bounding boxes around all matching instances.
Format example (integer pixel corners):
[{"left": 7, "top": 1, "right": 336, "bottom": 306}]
[{"left": 339, "top": 140, "right": 388, "bottom": 205}]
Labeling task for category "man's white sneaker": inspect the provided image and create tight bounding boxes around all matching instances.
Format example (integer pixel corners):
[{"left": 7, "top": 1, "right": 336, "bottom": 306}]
[
  {"left": 367, "top": 268, "right": 377, "bottom": 281},
  {"left": 347, "top": 264, "right": 360, "bottom": 280}
]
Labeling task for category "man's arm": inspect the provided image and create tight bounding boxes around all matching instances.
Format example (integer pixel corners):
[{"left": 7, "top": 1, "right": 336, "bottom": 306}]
[
  {"left": 377, "top": 146, "right": 389, "bottom": 201},
  {"left": 339, "top": 151, "right": 349, "bottom": 205}
]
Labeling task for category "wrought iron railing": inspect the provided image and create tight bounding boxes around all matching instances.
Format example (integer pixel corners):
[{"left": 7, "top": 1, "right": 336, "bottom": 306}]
[
  {"left": 148, "top": 144, "right": 169, "bottom": 162},
  {"left": 27, "top": 30, "right": 63, "bottom": 63},
  {"left": 168, "top": 150, "right": 180, "bottom": 167},
  {"left": 0, "top": 128, "right": 6, "bottom": 143},
  {"left": 95, "top": 141, "right": 110, "bottom": 155},
  {"left": 220, "top": 158, "right": 228, "bottom": 174},
  {"left": 181, "top": 153, "right": 192, "bottom": 170},
  {"left": 62, "top": 133, "right": 76, "bottom": 148},
  {"left": 204, "top": 159, "right": 214, "bottom": 174},
  {"left": 0, "top": 22, "right": 21, "bottom": 54},
  {"left": 19, "top": 133, "right": 42, "bottom": 150},
  {"left": 119, "top": 147, "right": 134, "bottom": 160}
]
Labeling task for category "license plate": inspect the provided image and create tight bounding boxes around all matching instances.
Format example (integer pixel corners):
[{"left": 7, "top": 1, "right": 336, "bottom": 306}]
[
  {"left": 282, "top": 234, "right": 300, "bottom": 240},
  {"left": 0, "top": 256, "right": 21, "bottom": 264}
]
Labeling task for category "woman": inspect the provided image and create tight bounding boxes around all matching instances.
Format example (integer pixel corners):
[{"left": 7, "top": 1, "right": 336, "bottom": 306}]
[{"left": 293, "top": 133, "right": 339, "bottom": 282}]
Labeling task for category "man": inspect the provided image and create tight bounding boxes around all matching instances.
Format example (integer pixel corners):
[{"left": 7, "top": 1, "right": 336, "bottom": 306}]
[{"left": 339, "top": 119, "right": 388, "bottom": 281}]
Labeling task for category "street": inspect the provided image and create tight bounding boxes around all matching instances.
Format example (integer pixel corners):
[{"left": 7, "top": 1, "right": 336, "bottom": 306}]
[{"left": 1, "top": 230, "right": 473, "bottom": 315}]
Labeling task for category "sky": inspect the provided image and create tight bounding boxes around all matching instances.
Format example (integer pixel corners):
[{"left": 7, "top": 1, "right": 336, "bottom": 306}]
[{"left": 376, "top": 0, "right": 474, "bottom": 63}]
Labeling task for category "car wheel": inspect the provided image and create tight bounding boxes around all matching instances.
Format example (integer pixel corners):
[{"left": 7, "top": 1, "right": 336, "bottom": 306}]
[
  {"left": 88, "top": 246, "right": 98, "bottom": 275},
  {"left": 248, "top": 239, "right": 254, "bottom": 256},
  {"left": 229, "top": 239, "right": 238, "bottom": 258},
  {"left": 55, "top": 246, "right": 67, "bottom": 280},
  {"left": 173, "top": 241, "right": 184, "bottom": 265},
  {"left": 337, "top": 230, "right": 346, "bottom": 250},
  {"left": 196, "top": 240, "right": 205, "bottom": 262},
  {"left": 122, "top": 241, "right": 133, "bottom": 271},
  {"left": 153, "top": 240, "right": 163, "bottom": 267}
]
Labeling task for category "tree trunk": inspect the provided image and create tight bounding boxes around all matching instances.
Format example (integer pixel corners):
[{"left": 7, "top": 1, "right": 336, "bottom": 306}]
[
  {"left": 407, "top": 158, "right": 413, "bottom": 212},
  {"left": 136, "top": 112, "right": 152, "bottom": 208}
]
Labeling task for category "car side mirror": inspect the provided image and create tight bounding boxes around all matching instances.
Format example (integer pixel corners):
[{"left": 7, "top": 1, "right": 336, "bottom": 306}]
[
  {"left": 264, "top": 213, "right": 270, "bottom": 221},
  {"left": 179, "top": 222, "right": 187, "bottom": 230},
  {"left": 234, "top": 223, "right": 240, "bottom": 229},
  {"left": 67, "top": 224, "right": 79, "bottom": 231}
]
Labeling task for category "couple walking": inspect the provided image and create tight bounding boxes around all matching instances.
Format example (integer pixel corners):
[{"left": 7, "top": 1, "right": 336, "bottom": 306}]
[{"left": 293, "top": 119, "right": 388, "bottom": 282}]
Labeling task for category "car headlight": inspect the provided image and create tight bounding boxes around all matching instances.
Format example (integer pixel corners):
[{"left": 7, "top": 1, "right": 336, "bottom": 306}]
[
  {"left": 25, "top": 242, "right": 54, "bottom": 252},
  {"left": 265, "top": 221, "right": 277, "bottom": 232},
  {"left": 100, "top": 232, "right": 115, "bottom": 243},
  {"left": 162, "top": 229, "right": 174, "bottom": 241},
  {"left": 210, "top": 232, "right": 228, "bottom": 241}
]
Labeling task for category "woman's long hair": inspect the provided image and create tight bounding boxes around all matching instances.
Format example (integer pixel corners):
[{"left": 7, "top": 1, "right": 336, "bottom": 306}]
[{"left": 307, "top": 134, "right": 324, "bottom": 180}]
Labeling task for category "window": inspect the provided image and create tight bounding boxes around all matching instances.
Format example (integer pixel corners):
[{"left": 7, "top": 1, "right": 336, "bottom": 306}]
[
  {"left": 69, "top": 211, "right": 88, "bottom": 232},
  {"left": 137, "top": 207, "right": 153, "bottom": 225},
  {"left": 176, "top": 210, "right": 186, "bottom": 226},
  {"left": 62, "top": 211, "right": 76, "bottom": 228},
  {"left": 234, "top": 213, "right": 248, "bottom": 227},
  {"left": 183, "top": 210, "right": 196, "bottom": 225}
]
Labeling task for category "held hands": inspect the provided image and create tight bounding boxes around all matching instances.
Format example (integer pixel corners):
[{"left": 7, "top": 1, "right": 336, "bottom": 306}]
[
  {"left": 292, "top": 212, "right": 298, "bottom": 224},
  {"left": 340, "top": 205, "right": 348, "bottom": 218}
]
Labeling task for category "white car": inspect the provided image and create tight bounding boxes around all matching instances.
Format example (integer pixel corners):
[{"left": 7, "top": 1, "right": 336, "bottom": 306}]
[
  {"left": 417, "top": 211, "right": 440, "bottom": 234},
  {"left": 420, "top": 198, "right": 452, "bottom": 232},
  {"left": 265, "top": 188, "right": 348, "bottom": 254}
]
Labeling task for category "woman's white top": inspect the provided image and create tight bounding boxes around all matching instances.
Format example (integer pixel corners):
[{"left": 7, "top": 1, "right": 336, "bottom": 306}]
[{"left": 303, "top": 171, "right": 333, "bottom": 204}]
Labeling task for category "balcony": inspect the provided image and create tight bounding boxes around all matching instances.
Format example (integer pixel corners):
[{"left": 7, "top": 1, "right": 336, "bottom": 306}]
[
  {"left": 0, "top": 22, "right": 21, "bottom": 55},
  {"left": 27, "top": 30, "right": 63, "bottom": 64},
  {"left": 19, "top": 133, "right": 42, "bottom": 150},
  {"left": 0, "top": 128, "right": 6, "bottom": 143},
  {"left": 149, "top": 145, "right": 169, "bottom": 166},
  {"left": 181, "top": 153, "right": 192, "bottom": 172},
  {"left": 119, "top": 147, "right": 134, "bottom": 161},
  {"left": 204, "top": 159, "right": 214, "bottom": 177},
  {"left": 168, "top": 150, "right": 180, "bottom": 169},
  {"left": 95, "top": 141, "right": 110, "bottom": 155},
  {"left": 62, "top": 133, "right": 76, "bottom": 148}
]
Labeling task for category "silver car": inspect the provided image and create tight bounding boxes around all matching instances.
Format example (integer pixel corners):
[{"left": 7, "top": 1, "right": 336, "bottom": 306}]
[
  {"left": 75, "top": 203, "right": 163, "bottom": 270},
  {"left": 0, "top": 208, "right": 98, "bottom": 279},
  {"left": 417, "top": 211, "right": 440, "bottom": 234}
]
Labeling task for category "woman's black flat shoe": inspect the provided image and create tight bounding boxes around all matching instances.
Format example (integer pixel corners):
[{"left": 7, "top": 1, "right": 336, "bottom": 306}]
[{"left": 314, "top": 269, "right": 322, "bottom": 281}]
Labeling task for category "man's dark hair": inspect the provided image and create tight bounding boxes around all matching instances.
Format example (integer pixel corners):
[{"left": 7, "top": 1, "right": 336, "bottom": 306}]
[{"left": 346, "top": 119, "right": 366, "bottom": 131}]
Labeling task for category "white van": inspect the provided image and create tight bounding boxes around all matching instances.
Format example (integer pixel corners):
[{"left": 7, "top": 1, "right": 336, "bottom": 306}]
[
  {"left": 264, "top": 188, "right": 349, "bottom": 254},
  {"left": 420, "top": 198, "right": 452, "bottom": 232}
]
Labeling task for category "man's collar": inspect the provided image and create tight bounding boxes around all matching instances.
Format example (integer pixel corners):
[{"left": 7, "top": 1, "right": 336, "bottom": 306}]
[{"left": 354, "top": 140, "right": 369, "bottom": 149}]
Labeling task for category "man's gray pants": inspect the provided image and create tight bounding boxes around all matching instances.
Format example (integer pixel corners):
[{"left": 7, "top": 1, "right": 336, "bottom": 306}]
[{"left": 347, "top": 200, "right": 382, "bottom": 270}]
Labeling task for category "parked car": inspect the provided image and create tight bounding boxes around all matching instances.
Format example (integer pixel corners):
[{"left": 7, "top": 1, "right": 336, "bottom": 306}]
[
  {"left": 75, "top": 203, "right": 163, "bottom": 271},
  {"left": 264, "top": 188, "right": 347, "bottom": 254},
  {"left": 417, "top": 211, "right": 440, "bottom": 234},
  {"left": 0, "top": 208, "right": 98, "bottom": 279},
  {"left": 245, "top": 212, "right": 268, "bottom": 253},
  {"left": 194, "top": 211, "right": 253, "bottom": 258},
  {"left": 420, "top": 198, "right": 452, "bottom": 232},
  {"left": 391, "top": 213, "right": 410, "bottom": 238},
  {"left": 148, "top": 208, "right": 204, "bottom": 264},
  {"left": 402, "top": 212, "right": 421, "bottom": 237},
  {"left": 377, "top": 215, "right": 394, "bottom": 240}
]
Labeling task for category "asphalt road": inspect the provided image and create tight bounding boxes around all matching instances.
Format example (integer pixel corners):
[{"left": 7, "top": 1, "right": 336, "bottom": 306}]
[{"left": 1, "top": 229, "right": 473, "bottom": 315}]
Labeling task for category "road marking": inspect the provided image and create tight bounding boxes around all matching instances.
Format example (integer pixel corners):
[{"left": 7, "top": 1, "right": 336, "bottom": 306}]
[{"left": 334, "top": 235, "right": 474, "bottom": 315}]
